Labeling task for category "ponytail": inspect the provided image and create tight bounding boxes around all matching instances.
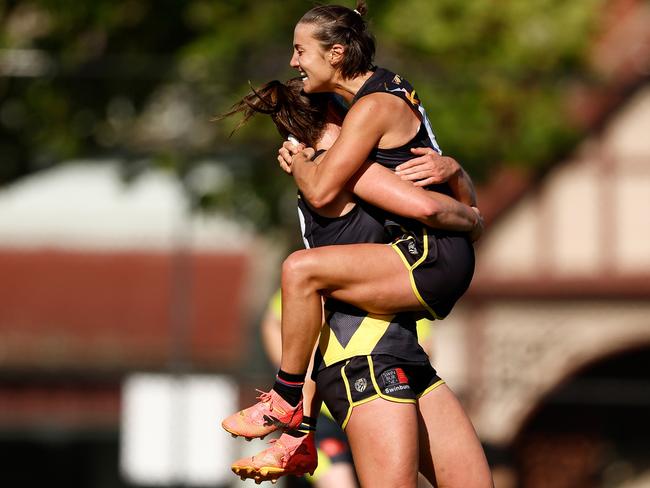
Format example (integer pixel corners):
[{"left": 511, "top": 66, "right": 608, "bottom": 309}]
[{"left": 217, "top": 78, "right": 330, "bottom": 147}]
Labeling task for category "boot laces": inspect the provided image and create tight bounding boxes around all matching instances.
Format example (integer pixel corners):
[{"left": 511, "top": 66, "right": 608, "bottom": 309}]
[{"left": 255, "top": 389, "right": 274, "bottom": 408}]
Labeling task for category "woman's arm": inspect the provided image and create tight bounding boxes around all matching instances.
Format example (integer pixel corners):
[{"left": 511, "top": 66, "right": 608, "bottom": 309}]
[
  {"left": 280, "top": 142, "right": 478, "bottom": 208},
  {"left": 280, "top": 101, "right": 483, "bottom": 238},
  {"left": 396, "top": 148, "right": 478, "bottom": 207},
  {"left": 280, "top": 129, "right": 483, "bottom": 239},
  {"left": 346, "top": 161, "right": 483, "bottom": 240},
  {"left": 290, "top": 94, "right": 400, "bottom": 208}
]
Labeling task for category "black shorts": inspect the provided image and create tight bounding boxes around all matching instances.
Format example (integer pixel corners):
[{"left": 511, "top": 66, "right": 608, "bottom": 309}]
[
  {"left": 391, "top": 228, "right": 475, "bottom": 320},
  {"left": 315, "top": 354, "right": 444, "bottom": 429}
]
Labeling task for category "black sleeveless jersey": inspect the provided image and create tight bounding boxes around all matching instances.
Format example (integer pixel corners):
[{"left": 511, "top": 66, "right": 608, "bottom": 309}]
[
  {"left": 351, "top": 67, "right": 453, "bottom": 201},
  {"left": 352, "top": 68, "right": 440, "bottom": 164},
  {"left": 296, "top": 193, "right": 388, "bottom": 248},
  {"left": 296, "top": 194, "right": 430, "bottom": 371}
]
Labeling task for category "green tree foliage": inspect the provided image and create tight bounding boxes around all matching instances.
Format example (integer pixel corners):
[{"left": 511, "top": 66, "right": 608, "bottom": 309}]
[
  {"left": 375, "top": 0, "right": 604, "bottom": 178},
  {"left": 0, "top": 0, "right": 605, "bottom": 230}
]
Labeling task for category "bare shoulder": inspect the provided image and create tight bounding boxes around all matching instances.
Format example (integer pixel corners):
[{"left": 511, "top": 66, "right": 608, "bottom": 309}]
[
  {"left": 347, "top": 92, "right": 418, "bottom": 146},
  {"left": 351, "top": 92, "right": 406, "bottom": 112},
  {"left": 345, "top": 93, "right": 403, "bottom": 129}
]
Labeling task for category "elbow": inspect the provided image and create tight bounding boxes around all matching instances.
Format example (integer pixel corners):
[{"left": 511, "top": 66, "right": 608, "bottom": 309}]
[
  {"left": 415, "top": 199, "right": 444, "bottom": 222},
  {"left": 304, "top": 188, "right": 337, "bottom": 209}
]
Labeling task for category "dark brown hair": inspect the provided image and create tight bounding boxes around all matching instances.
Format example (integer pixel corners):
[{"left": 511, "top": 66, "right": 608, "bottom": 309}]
[
  {"left": 218, "top": 78, "right": 330, "bottom": 147},
  {"left": 299, "top": 1, "right": 375, "bottom": 79}
]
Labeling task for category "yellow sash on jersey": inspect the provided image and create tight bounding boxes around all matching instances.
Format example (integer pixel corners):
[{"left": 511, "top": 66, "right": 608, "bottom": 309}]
[{"left": 318, "top": 313, "right": 396, "bottom": 368}]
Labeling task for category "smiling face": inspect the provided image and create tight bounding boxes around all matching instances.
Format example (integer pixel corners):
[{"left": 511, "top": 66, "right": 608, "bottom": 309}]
[{"left": 290, "top": 22, "right": 338, "bottom": 93}]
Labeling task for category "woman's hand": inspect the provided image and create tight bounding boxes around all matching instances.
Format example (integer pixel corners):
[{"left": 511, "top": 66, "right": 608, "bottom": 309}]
[
  {"left": 291, "top": 147, "right": 316, "bottom": 173},
  {"left": 277, "top": 140, "right": 305, "bottom": 174},
  {"left": 278, "top": 140, "right": 317, "bottom": 176},
  {"left": 395, "top": 147, "right": 461, "bottom": 187},
  {"left": 469, "top": 207, "right": 484, "bottom": 242}
]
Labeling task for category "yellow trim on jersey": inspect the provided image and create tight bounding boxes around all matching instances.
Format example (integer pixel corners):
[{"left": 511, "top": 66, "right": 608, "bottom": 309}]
[
  {"left": 417, "top": 379, "right": 446, "bottom": 399},
  {"left": 340, "top": 360, "right": 379, "bottom": 430},
  {"left": 368, "top": 356, "right": 416, "bottom": 405},
  {"left": 341, "top": 395, "right": 379, "bottom": 431},
  {"left": 390, "top": 230, "right": 442, "bottom": 320},
  {"left": 340, "top": 361, "right": 353, "bottom": 428},
  {"left": 319, "top": 313, "right": 394, "bottom": 367},
  {"left": 406, "top": 89, "right": 419, "bottom": 106}
]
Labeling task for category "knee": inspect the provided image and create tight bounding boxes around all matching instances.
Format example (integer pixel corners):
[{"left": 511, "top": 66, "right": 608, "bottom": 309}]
[{"left": 281, "top": 250, "right": 318, "bottom": 291}]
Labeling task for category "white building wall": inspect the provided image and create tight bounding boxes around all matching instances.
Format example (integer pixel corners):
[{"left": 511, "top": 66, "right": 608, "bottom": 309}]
[
  {"left": 473, "top": 195, "right": 544, "bottom": 280},
  {"left": 436, "top": 83, "right": 650, "bottom": 447},
  {"left": 475, "top": 85, "right": 650, "bottom": 282}
]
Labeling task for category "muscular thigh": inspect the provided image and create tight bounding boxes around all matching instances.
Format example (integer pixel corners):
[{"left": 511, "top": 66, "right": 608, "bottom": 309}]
[
  {"left": 417, "top": 385, "right": 493, "bottom": 488},
  {"left": 345, "top": 398, "right": 419, "bottom": 488},
  {"left": 292, "top": 243, "right": 421, "bottom": 314}
]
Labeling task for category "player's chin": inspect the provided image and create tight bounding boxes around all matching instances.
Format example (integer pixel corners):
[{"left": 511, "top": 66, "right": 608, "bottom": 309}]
[{"left": 301, "top": 78, "right": 325, "bottom": 94}]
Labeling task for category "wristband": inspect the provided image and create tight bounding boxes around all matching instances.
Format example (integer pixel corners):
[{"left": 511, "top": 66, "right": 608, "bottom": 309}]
[{"left": 310, "top": 149, "right": 327, "bottom": 162}]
